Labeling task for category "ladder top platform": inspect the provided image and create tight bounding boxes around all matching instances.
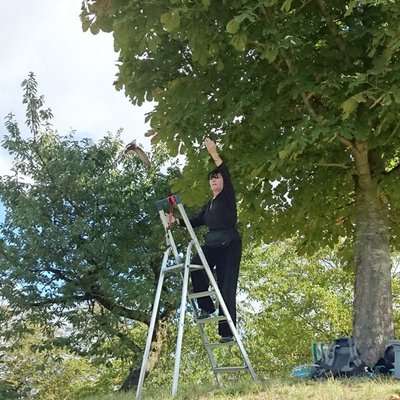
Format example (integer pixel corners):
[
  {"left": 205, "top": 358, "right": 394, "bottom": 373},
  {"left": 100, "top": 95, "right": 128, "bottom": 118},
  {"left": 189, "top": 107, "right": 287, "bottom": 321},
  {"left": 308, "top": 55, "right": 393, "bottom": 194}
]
[{"left": 155, "top": 194, "right": 182, "bottom": 211}]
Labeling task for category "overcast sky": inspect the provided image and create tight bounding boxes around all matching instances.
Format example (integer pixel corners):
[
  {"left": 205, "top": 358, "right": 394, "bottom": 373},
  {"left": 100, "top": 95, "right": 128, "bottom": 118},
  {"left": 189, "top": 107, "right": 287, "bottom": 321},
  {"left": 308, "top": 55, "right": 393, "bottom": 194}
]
[
  {"left": 0, "top": 0, "right": 156, "bottom": 222},
  {"left": 0, "top": 0, "right": 152, "bottom": 177}
]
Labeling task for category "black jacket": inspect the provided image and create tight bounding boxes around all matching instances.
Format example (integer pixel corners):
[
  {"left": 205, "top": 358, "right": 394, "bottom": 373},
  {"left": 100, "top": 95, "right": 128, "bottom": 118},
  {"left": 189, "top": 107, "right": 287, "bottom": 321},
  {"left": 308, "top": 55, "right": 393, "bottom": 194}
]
[{"left": 189, "top": 163, "right": 238, "bottom": 232}]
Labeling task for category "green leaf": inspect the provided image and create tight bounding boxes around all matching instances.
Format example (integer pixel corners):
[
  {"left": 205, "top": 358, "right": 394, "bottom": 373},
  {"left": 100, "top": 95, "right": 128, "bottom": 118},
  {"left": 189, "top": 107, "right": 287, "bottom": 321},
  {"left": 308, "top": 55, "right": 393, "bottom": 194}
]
[
  {"left": 226, "top": 18, "right": 240, "bottom": 35},
  {"left": 268, "top": 161, "right": 276, "bottom": 172},
  {"left": 160, "top": 12, "right": 180, "bottom": 32},
  {"left": 250, "top": 165, "right": 265, "bottom": 178},
  {"left": 81, "top": 16, "right": 92, "bottom": 32},
  {"left": 341, "top": 99, "right": 358, "bottom": 119},
  {"left": 279, "top": 149, "right": 289, "bottom": 159},
  {"left": 392, "top": 89, "right": 400, "bottom": 104},
  {"left": 344, "top": 0, "right": 358, "bottom": 17},
  {"left": 89, "top": 22, "right": 100, "bottom": 35},
  {"left": 147, "top": 34, "right": 161, "bottom": 52},
  {"left": 341, "top": 92, "right": 367, "bottom": 119},
  {"left": 230, "top": 33, "right": 247, "bottom": 51},
  {"left": 261, "top": 47, "right": 279, "bottom": 63},
  {"left": 281, "top": 0, "right": 294, "bottom": 12},
  {"left": 202, "top": 0, "right": 211, "bottom": 10}
]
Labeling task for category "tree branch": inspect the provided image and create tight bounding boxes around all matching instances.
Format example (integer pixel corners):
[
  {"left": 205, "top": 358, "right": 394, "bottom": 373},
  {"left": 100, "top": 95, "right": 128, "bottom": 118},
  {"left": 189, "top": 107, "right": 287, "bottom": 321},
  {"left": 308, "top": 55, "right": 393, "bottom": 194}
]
[
  {"left": 46, "top": 266, "right": 74, "bottom": 283},
  {"left": 315, "top": 0, "right": 352, "bottom": 68},
  {"left": 300, "top": 92, "right": 320, "bottom": 120},
  {"left": 338, "top": 135, "right": 355, "bottom": 150},
  {"left": 316, "top": 163, "right": 351, "bottom": 170},
  {"left": 90, "top": 288, "right": 151, "bottom": 324},
  {"left": 389, "top": 120, "right": 400, "bottom": 142},
  {"left": 284, "top": 58, "right": 321, "bottom": 120},
  {"left": 30, "top": 288, "right": 151, "bottom": 325},
  {"left": 116, "top": 331, "right": 142, "bottom": 354},
  {"left": 30, "top": 293, "right": 92, "bottom": 307}
]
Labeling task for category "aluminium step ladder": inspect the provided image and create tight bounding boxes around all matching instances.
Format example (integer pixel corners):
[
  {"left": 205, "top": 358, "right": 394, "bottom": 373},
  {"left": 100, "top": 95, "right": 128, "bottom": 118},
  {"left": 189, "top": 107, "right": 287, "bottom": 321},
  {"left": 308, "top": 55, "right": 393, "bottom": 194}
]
[{"left": 135, "top": 194, "right": 257, "bottom": 399}]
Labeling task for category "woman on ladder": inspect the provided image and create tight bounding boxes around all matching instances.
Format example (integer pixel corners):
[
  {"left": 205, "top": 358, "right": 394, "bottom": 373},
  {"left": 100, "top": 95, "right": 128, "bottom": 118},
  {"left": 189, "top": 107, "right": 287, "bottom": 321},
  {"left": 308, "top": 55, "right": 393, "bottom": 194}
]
[{"left": 168, "top": 137, "right": 241, "bottom": 343}]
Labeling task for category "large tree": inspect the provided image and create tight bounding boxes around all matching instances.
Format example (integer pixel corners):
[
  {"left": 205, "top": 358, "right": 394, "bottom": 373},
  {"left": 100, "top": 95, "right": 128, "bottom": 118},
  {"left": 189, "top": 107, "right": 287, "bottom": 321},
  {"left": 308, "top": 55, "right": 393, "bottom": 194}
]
[
  {"left": 0, "top": 73, "right": 184, "bottom": 390},
  {"left": 81, "top": 0, "right": 400, "bottom": 365}
]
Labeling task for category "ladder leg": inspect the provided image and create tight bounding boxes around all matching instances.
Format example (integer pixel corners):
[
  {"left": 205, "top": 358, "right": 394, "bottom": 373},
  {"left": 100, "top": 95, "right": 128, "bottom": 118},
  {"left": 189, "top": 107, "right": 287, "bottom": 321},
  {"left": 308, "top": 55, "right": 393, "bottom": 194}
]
[
  {"left": 202, "top": 264, "right": 258, "bottom": 382},
  {"left": 136, "top": 248, "right": 171, "bottom": 400},
  {"left": 171, "top": 242, "right": 193, "bottom": 397},
  {"left": 188, "top": 295, "right": 223, "bottom": 386}
]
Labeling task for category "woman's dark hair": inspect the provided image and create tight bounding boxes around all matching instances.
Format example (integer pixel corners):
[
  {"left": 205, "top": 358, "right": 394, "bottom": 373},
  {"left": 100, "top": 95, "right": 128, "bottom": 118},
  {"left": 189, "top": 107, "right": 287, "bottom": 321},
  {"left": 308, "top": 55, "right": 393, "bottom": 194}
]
[{"left": 208, "top": 169, "right": 220, "bottom": 180}]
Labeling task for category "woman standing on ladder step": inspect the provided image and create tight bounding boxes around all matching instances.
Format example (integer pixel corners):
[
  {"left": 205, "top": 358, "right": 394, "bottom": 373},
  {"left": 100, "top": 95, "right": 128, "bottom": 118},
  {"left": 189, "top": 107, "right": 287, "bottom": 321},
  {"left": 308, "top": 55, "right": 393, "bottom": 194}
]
[{"left": 167, "top": 137, "right": 242, "bottom": 343}]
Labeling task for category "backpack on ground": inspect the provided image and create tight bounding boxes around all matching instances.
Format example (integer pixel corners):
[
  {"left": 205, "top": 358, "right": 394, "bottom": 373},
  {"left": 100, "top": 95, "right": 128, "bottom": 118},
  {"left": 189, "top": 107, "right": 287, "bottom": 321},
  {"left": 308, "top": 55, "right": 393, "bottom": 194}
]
[
  {"left": 373, "top": 345, "right": 394, "bottom": 374},
  {"left": 311, "top": 337, "right": 366, "bottom": 379}
]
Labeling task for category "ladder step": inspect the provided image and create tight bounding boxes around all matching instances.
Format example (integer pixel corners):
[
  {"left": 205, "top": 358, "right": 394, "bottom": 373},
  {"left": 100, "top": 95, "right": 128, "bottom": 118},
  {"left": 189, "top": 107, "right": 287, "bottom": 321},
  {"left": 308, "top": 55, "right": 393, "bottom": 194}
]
[
  {"left": 162, "top": 264, "right": 184, "bottom": 272},
  {"left": 196, "top": 315, "right": 227, "bottom": 323},
  {"left": 205, "top": 340, "right": 237, "bottom": 348},
  {"left": 189, "top": 264, "right": 205, "bottom": 270},
  {"left": 162, "top": 263, "right": 204, "bottom": 273},
  {"left": 188, "top": 290, "right": 216, "bottom": 299},
  {"left": 212, "top": 366, "right": 249, "bottom": 373}
]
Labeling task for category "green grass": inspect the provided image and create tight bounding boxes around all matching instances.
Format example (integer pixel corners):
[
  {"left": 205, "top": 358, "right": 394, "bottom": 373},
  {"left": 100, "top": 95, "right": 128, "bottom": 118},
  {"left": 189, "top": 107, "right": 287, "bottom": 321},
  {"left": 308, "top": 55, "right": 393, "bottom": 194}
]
[{"left": 84, "top": 376, "right": 400, "bottom": 400}]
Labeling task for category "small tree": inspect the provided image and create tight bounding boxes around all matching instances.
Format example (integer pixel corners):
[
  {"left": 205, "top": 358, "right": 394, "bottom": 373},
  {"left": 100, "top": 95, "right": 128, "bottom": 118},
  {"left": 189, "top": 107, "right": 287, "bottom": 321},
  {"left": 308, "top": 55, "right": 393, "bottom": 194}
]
[{"left": 0, "top": 73, "right": 183, "bottom": 390}]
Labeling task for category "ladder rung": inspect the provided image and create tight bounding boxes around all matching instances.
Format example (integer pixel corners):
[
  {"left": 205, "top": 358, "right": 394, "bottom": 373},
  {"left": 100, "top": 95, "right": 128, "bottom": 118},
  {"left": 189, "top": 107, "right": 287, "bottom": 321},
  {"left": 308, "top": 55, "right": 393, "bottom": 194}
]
[
  {"left": 161, "top": 263, "right": 204, "bottom": 273},
  {"left": 212, "top": 366, "right": 249, "bottom": 373},
  {"left": 196, "top": 315, "right": 227, "bottom": 323},
  {"left": 188, "top": 290, "right": 216, "bottom": 299},
  {"left": 205, "top": 341, "right": 237, "bottom": 348},
  {"left": 162, "top": 264, "right": 184, "bottom": 272},
  {"left": 189, "top": 264, "right": 205, "bottom": 270}
]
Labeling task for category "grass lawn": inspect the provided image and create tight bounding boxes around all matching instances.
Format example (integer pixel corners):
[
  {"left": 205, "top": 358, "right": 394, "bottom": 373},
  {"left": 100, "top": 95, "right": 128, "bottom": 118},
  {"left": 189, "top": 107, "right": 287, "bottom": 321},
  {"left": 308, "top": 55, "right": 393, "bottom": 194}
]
[{"left": 84, "top": 376, "right": 400, "bottom": 400}]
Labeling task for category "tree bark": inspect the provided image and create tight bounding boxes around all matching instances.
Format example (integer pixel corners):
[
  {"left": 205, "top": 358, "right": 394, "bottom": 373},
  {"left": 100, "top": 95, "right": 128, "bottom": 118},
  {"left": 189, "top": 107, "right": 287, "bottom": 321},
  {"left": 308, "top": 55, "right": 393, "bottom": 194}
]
[
  {"left": 119, "top": 316, "right": 170, "bottom": 392},
  {"left": 352, "top": 141, "right": 393, "bottom": 366}
]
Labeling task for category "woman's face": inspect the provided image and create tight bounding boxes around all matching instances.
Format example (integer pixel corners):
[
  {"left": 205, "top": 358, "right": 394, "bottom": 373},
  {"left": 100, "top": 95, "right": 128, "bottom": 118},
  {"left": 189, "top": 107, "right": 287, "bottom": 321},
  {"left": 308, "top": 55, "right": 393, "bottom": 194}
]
[{"left": 209, "top": 173, "right": 224, "bottom": 195}]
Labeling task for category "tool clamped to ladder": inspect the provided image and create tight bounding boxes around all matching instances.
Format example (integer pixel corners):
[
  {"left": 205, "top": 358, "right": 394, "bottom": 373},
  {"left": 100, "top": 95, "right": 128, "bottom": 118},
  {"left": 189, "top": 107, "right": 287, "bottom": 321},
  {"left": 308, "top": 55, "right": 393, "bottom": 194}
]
[{"left": 135, "top": 194, "right": 258, "bottom": 399}]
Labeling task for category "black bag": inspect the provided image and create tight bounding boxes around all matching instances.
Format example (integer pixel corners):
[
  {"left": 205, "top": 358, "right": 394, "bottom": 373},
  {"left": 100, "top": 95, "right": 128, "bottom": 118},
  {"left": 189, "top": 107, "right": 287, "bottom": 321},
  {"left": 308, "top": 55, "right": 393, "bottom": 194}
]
[
  {"left": 311, "top": 337, "right": 366, "bottom": 379},
  {"left": 373, "top": 345, "right": 394, "bottom": 374},
  {"left": 204, "top": 229, "right": 236, "bottom": 248}
]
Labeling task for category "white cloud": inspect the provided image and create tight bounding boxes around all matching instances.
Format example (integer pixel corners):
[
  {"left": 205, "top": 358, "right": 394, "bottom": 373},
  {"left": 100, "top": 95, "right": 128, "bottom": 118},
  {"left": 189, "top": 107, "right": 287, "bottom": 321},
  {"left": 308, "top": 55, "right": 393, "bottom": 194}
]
[{"left": 0, "top": 0, "right": 153, "bottom": 177}]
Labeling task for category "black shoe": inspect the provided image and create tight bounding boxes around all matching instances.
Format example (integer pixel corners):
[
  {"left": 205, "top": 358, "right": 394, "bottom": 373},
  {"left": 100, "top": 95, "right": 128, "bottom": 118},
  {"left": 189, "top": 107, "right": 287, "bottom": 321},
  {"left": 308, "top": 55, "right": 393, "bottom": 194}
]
[
  {"left": 219, "top": 336, "right": 234, "bottom": 343},
  {"left": 197, "top": 309, "right": 211, "bottom": 319}
]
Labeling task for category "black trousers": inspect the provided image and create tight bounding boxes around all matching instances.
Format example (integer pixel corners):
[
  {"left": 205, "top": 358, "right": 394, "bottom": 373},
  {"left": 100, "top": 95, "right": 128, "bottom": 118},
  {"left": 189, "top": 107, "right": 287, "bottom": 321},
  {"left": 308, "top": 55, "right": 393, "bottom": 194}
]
[{"left": 190, "top": 238, "right": 242, "bottom": 337}]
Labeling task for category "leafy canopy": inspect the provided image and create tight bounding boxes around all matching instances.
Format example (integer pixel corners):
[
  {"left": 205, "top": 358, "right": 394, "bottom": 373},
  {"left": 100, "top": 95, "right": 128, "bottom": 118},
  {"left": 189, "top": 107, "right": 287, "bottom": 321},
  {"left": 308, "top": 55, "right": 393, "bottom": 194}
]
[{"left": 81, "top": 0, "right": 400, "bottom": 254}]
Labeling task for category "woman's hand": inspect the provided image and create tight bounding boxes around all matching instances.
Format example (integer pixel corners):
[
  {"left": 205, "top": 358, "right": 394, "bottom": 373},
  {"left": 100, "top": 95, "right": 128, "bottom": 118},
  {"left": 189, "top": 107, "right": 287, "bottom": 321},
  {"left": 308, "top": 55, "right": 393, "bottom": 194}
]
[
  {"left": 204, "top": 137, "right": 217, "bottom": 155},
  {"left": 204, "top": 137, "right": 222, "bottom": 166},
  {"left": 165, "top": 212, "right": 179, "bottom": 226}
]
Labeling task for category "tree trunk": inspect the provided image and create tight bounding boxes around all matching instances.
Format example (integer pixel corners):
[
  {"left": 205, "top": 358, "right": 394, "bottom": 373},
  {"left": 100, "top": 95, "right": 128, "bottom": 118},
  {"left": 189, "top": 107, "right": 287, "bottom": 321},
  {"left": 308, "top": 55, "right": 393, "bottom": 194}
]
[
  {"left": 352, "top": 141, "right": 393, "bottom": 366},
  {"left": 120, "top": 316, "right": 170, "bottom": 392}
]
